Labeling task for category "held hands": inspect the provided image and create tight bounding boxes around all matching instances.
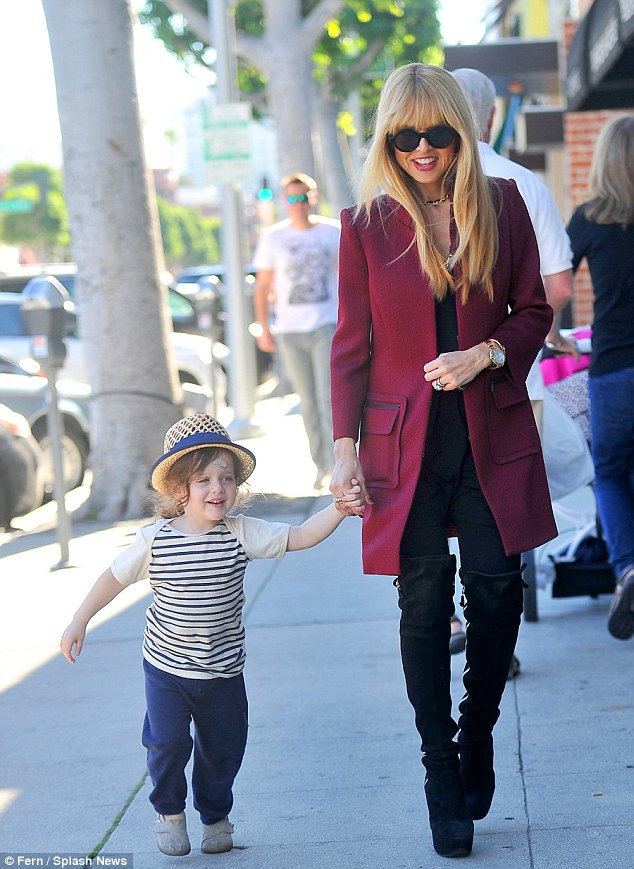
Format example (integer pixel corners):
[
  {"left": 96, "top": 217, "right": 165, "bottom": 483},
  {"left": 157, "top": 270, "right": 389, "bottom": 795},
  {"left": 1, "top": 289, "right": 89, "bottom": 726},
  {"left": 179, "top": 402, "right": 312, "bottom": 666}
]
[
  {"left": 331, "top": 467, "right": 371, "bottom": 518},
  {"left": 60, "top": 619, "right": 87, "bottom": 664},
  {"left": 331, "top": 438, "right": 372, "bottom": 516},
  {"left": 331, "top": 479, "right": 365, "bottom": 516},
  {"left": 423, "top": 346, "right": 490, "bottom": 391}
]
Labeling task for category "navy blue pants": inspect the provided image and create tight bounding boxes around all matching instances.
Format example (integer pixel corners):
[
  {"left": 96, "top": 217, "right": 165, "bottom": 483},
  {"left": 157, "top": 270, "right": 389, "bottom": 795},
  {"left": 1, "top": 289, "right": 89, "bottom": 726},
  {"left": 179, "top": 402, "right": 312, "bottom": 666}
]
[{"left": 142, "top": 660, "right": 248, "bottom": 824}]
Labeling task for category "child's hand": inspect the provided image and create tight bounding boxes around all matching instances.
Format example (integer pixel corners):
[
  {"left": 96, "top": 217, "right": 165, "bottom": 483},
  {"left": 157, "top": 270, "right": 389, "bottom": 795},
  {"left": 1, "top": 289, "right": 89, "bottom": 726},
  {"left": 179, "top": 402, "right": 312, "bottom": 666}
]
[
  {"left": 339, "top": 479, "right": 365, "bottom": 517},
  {"left": 60, "top": 620, "right": 87, "bottom": 664}
]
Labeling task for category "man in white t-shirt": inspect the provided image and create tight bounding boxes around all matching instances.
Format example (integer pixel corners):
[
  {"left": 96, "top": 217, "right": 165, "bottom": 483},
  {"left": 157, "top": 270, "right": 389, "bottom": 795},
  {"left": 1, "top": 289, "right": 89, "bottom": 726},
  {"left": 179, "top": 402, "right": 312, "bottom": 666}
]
[
  {"left": 254, "top": 172, "right": 341, "bottom": 489},
  {"left": 453, "top": 68, "right": 580, "bottom": 384},
  {"left": 451, "top": 69, "right": 581, "bottom": 669}
]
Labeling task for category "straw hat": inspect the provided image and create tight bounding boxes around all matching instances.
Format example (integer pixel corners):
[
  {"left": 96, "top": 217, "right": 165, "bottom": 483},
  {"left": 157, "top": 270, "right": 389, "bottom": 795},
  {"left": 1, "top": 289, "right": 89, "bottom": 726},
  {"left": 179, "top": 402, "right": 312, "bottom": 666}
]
[{"left": 150, "top": 414, "right": 256, "bottom": 494}]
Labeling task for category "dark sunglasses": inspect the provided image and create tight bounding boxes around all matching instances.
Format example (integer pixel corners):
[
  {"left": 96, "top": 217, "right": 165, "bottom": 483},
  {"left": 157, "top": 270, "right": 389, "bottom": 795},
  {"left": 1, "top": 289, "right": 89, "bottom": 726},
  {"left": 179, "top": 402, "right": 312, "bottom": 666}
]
[
  {"left": 286, "top": 193, "right": 310, "bottom": 204},
  {"left": 388, "top": 125, "right": 459, "bottom": 152}
]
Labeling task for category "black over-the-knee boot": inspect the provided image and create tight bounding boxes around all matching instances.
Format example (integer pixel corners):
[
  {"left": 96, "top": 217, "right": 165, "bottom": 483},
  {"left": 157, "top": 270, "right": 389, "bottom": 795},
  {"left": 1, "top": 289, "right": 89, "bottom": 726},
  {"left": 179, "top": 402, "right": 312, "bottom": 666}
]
[
  {"left": 458, "top": 567, "right": 525, "bottom": 821},
  {"left": 397, "top": 554, "right": 474, "bottom": 858}
]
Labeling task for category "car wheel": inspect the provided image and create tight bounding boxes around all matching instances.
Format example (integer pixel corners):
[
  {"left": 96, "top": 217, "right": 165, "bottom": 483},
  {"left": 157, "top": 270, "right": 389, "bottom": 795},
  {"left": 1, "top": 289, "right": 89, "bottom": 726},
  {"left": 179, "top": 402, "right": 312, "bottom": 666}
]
[{"left": 31, "top": 416, "right": 89, "bottom": 496}]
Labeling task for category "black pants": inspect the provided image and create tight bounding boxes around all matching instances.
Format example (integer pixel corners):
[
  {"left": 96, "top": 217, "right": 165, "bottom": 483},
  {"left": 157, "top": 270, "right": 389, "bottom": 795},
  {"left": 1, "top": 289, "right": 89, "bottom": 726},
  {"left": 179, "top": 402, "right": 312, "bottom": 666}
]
[{"left": 401, "top": 390, "right": 520, "bottom": 575}]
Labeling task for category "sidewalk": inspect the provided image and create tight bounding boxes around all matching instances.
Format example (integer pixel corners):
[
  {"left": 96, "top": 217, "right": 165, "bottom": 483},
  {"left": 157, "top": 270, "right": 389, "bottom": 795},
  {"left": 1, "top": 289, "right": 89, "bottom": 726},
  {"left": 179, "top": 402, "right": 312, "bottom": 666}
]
[{"left": 1, "top": 395, "right": 632, "bottom": 868}]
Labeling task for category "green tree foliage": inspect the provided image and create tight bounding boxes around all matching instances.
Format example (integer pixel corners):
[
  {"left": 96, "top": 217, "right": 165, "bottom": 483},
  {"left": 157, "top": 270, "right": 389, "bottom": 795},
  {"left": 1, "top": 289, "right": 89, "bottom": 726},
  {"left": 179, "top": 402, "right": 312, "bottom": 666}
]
[
  {"left": 0, "top": 163, "right": 71, "bottom": 259},
  {"left": 0, "top": 161, "right": 219, "bottom": 270},
  {"left": 139, "top": 0, "right": 268, "bottom": 109},
  {"left": 157, "top": 196, "right": 221, "bottom": 269},
  {"left": 314, "top": 0, "right": 442, "bottom": 134},
  {"left": 138, "top": 0, "right": 210, "bottom": 67},
  {"left": 138, "top": 0, "right": 442, "bottom": 121}
]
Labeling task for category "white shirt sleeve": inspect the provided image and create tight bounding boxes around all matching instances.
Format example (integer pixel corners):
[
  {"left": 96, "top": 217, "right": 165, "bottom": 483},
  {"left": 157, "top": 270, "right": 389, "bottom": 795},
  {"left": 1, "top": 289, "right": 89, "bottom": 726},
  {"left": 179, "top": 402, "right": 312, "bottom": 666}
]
[
  {"left": 110, "top": 521, "right": 162, "bottom": 585},
  {"left": 253, "top": 229, "right": 273, "bottom": 271},
  {"left": 225, "top": 514, "right": 290, "bottom": 560},
  {"left": 253, "top": 220, "right": 290, "bottom": 271},
  {"left": 478, "top": 144, "right": 572, "bottom": 276},
  {"left": 519, "top": 176, "right": 573, "bottom": 276}
]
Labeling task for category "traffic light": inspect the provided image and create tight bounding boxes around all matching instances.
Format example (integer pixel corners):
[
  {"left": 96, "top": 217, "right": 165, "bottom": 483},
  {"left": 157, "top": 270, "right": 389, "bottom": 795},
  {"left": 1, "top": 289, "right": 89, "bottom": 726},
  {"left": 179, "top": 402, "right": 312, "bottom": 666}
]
[{"left": 256, "top": 177, "right": 275, "bottom": 225}]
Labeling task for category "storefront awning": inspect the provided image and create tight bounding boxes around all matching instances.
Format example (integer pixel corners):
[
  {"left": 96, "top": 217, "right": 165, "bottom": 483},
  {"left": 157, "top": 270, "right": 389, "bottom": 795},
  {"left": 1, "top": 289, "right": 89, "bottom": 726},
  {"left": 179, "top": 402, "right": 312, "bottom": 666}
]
[
  {"left": 566, "top": 0, "right": 634, "bottom": 111},
  {"left": 443, "top": 40, "right": 564, "bottom": 146},
  {"left": 444, "top": 39, "right": 560, "bottom": 97}
]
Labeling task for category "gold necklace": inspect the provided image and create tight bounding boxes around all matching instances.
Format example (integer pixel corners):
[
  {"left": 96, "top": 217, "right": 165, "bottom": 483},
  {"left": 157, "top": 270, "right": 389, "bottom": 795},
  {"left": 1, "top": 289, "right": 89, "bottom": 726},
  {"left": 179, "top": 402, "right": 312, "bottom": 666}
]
[{"left": 423, "top": 193, "right": 450, "bottom": 206}]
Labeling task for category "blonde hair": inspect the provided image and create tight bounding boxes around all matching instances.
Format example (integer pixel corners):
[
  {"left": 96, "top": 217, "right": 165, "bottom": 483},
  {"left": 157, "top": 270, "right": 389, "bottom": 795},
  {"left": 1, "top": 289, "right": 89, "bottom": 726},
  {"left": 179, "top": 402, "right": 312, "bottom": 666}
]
[
  {"left": 585, "top": 115, "right": 634, "bottom": 227},
  {"left": 356, "top": 63, "right": 498, "bottom": 301},
  {"left": 280, "top": 172, "right": 317, "bottom": 191}
]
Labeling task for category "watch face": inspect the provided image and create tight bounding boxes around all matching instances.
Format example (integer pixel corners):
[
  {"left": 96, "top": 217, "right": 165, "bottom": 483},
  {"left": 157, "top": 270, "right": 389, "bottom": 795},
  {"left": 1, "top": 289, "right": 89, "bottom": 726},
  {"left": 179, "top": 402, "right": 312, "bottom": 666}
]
[{"left": 491, "top": 347, "right": 505, "bottom": 367}]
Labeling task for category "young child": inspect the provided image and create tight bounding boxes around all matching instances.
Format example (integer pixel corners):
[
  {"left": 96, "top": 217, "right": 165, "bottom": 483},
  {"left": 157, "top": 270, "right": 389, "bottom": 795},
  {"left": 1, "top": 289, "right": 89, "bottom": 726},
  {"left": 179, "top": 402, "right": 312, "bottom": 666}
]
[{"left": 60, "top": 413, "right": 361, "bottom": 857}]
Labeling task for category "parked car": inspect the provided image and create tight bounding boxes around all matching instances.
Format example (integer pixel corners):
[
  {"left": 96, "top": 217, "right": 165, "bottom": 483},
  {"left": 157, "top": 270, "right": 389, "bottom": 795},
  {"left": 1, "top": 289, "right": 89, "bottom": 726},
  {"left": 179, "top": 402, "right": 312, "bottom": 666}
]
[
  {"left": 0, "top": 263, "right": 78, "bottom": 295},
  {"left": 173, "top": 263, "right": 272, "bottom": 381},
  {"left": 0, "top": 293, "right": 227, "bottom": 407},
  {"left": 0, "top": 263, "right": 200, "bottom": 333},
  {"left": 0, "top": 357, "right": 90, "bottom": 496},
  {"left": 173, "top": 263, "right": 257, "bottom": 299},
  {"left": 0, "top": 352, "right": 41, "bottom": 375},
  {"left": 0, "top": 402, "right": 44, "bottom": 529}
]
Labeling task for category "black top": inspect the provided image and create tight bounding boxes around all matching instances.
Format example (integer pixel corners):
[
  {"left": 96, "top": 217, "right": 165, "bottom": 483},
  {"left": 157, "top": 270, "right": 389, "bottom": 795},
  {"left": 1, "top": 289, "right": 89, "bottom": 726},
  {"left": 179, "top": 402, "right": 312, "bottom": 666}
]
[
  {"left": 425, "top": 289, "right": 467, "bottom": 446},
  {"left": 436, "top": 286, "right": 459, "bottom": 354},
  {"left": 567, "top": 206, "right": 634, "bottom": 377}
]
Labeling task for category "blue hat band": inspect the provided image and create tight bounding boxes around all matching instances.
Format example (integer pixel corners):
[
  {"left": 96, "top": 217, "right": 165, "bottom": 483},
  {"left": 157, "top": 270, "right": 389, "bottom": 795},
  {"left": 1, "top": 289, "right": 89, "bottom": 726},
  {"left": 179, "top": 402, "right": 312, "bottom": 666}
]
[{"left": 151, "top": 431, "right": 241, "bottom": 474}]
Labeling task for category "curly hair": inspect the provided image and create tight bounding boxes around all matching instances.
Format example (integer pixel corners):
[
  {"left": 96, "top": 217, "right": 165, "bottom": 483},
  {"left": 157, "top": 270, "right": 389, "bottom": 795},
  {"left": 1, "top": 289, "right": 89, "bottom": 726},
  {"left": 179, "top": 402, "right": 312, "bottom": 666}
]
[{"left": 150, "top": 447, "right": 245, "bottom": 518}]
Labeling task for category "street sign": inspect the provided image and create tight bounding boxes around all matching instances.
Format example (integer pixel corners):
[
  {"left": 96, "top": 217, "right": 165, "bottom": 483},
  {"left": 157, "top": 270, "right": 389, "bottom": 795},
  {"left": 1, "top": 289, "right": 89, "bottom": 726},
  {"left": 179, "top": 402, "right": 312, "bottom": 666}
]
[
  {"left": 203, "top": 102, "right": 253, "bottom": 186},
  {"left": 0, "top": 198, "right": 34, "bottom": 213}
]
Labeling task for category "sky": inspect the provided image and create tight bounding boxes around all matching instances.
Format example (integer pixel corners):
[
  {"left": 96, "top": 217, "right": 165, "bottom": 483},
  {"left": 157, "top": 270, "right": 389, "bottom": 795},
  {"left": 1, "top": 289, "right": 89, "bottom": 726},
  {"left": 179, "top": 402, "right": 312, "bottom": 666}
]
[{"left": 0, "top": 0, "right": 486, "bottom": 173}]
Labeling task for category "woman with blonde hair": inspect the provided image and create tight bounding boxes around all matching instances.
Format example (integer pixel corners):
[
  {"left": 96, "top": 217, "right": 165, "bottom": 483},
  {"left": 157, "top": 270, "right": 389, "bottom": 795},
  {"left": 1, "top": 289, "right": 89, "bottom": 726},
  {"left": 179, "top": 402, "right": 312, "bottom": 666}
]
[
  {"left": 567, "top": 114, "right": 634, "bottom": 642},
  {"left": 330, "top": 63, "right": 556, "bottom": 858}
]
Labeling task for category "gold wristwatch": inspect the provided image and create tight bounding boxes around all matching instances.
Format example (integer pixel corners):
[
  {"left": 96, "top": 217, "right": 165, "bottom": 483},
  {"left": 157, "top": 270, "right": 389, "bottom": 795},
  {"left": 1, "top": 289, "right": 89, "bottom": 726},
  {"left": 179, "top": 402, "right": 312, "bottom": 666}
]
[{"left": 485, "top": 339, "right": 506, "bottom": 369}]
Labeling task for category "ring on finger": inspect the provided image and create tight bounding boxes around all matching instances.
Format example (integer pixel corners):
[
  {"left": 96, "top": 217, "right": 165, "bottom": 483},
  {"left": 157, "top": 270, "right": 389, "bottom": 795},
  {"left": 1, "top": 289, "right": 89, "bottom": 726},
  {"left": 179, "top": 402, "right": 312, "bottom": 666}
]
[{"left": 432, "top": 378, "right": 444, "bottom": 391}]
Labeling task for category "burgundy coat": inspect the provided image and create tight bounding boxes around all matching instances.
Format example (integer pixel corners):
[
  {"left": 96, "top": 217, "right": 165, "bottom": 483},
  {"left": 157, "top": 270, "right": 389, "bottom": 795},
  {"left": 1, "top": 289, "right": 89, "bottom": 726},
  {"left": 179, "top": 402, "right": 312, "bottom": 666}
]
[{"left": 331, "top": 180, "right": 557, "bottom": 576}]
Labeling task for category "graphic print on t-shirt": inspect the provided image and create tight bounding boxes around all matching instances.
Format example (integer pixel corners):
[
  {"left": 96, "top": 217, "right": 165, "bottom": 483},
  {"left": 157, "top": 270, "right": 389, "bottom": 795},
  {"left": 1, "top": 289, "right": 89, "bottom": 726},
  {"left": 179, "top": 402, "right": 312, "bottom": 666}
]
[{"left": 286, "top": 240, "right": 332, "bottom": 305}]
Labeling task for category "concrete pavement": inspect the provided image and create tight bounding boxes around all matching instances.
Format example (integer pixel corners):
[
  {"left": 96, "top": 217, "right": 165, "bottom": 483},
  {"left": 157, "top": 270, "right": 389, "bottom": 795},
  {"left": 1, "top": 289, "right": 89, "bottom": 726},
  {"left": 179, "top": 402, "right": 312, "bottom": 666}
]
[{"left": 1, "top": 394, "right": 632, "bottom": 868}]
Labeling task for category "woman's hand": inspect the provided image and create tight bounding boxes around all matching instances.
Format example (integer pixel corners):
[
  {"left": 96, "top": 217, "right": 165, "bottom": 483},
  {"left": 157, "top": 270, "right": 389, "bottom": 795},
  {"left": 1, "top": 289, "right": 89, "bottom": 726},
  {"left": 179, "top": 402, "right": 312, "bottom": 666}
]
[
  {"left": 424, "top": 345, "right": 491, "bottom": 391},
  {"left": 330, "top": 439, "right": 371, "bottom": 516},
  {"left": 339, "top": 479, "right": 364, "bottom": 515}
]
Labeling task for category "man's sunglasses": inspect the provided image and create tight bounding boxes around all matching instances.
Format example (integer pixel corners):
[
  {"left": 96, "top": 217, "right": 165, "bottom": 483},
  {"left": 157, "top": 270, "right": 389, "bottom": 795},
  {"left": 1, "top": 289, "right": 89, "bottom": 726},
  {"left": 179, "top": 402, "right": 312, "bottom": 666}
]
[
  {"left": 286, "top": 193, "right": 310, "bottom": 204},
  {"left": 388, "top": 125, "right": 459, "bottom": 152}
]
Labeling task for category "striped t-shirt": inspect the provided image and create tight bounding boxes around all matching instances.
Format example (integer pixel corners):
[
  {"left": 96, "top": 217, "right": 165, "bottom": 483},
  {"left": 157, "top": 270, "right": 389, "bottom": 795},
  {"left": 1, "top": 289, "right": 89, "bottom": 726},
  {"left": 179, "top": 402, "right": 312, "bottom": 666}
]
[{"left": 111, "top": 516, "right": 290, "bottom": 679}]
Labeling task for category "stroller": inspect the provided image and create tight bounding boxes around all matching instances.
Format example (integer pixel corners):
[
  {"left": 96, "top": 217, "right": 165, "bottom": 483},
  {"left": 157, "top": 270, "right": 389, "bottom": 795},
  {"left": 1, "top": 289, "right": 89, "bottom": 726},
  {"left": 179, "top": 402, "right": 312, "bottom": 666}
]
[{"left": 523, "top": 328, "right": 616, "bottom": 621}]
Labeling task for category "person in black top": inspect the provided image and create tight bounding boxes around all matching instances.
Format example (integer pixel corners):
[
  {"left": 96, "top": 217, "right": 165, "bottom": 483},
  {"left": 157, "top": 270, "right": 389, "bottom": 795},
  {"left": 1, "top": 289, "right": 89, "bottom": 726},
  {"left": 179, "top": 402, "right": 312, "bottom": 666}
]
[{"left": 567, "top": 114, "right": 634, "bottom": 641}]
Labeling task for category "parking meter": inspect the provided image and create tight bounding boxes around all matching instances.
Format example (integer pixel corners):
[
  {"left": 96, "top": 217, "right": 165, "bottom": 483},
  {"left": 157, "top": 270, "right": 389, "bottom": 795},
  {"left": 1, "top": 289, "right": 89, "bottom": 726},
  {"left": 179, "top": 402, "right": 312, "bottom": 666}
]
[
  {"left": 195, "top": 276, "right": 224, "bottom": 342},
  {"left": 21, "top": 275, "right": 73, "bottom": 371},
  {"left": 20, "top": 275, "right": 73, "bottom": 567},
  {"left": 194, "top": 277, "right": 225, "bottom": 418}
]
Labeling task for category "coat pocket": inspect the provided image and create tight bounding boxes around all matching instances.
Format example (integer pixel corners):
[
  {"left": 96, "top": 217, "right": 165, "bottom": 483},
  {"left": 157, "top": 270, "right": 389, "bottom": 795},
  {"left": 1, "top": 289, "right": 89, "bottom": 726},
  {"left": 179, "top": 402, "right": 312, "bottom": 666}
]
[
  {"left": 359, "top": 393, "right": 406, "bottom": 488},
  {"left": 486, "top": 376, "right": 541, "bottom": 463}
]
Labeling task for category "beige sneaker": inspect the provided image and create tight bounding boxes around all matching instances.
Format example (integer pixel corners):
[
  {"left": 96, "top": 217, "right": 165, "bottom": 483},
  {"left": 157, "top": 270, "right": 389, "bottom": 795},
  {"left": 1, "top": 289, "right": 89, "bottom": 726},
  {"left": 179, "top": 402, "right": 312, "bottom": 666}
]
[
  {"left": 154, "top": 813, "right": 191, "bottom": 856},
  {"left": 201, "top": 816, "right": 234, "bottom": 854}
]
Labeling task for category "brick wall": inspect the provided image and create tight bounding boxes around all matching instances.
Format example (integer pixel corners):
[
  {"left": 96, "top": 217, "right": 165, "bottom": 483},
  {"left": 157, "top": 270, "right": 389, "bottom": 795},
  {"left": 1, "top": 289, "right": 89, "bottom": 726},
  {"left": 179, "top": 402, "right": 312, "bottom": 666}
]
[
  {"left": 562, "top": 18, "right": 632, "bottom": 325},
  {"left": 564, "top": 109, "right": 625, "bottom": 324}
]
